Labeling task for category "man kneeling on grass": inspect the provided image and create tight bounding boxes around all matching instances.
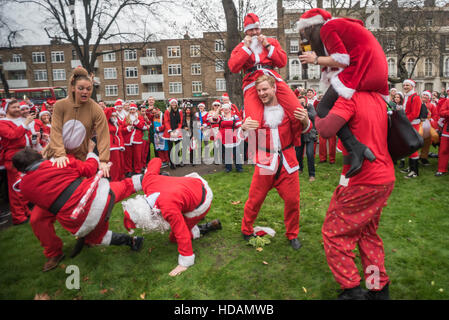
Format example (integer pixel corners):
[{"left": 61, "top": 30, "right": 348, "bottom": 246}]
[
  {"left": 122, "top": 157, "right": 221, "bottom": 276},
  {"left": 12, "top": 142, "right": 145, "bottom": 272}
]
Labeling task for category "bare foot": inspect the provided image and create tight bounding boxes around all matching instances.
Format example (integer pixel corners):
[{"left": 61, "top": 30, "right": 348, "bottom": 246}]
[{"left": 169, "top": 265, "right": 188, "bottom": 277}]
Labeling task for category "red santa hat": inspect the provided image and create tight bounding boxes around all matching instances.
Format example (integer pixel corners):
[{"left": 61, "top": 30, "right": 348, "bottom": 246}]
[
  {"left": 114, "top": 99, "right": 123, "bottom": 107},
  {"left": 297, "top": 8, "right": 332, "bottom": 31},
  {"left": 123, "top": 210, "right": 137, "bottom": 234},
  {"left": 39, "top": 104, "right": 51, "bottom": 118},
  {"left": 403, "top": 79, "right": 416, "bottom": 87},
  {"left": 212, "top": 100, "right": 221, "bottom": 106},
  {"left": 198, "top": 102, "right": 206, "bottom": 108},
  {"left": 129, "top": 103, "right": 138, "bottom": 110},
  {"left": 168, "top": 98, "right": 178, "bottom": 105},
  {"left": 222, "top": 92, "right": 230, "bottom": 99},
  {"left": 294, "top": 88, "right": 300, "bottom": 97},
  {"left": 243, "top": 13, "right": 261, "bottom": 33},
  {"left": 422, "top": 91, "right": 432, "bottom": 99},
  {"left": 19, "top": 101, "right": 29, "bottom": 110},
  {"left": 46, "top": 98, "right": 56, "bottom": 105}
]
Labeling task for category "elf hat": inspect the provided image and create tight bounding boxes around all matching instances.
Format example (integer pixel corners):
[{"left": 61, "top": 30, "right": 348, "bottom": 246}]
[
  {"left": 243, "top": 13, "right": 260, "bottom": 33},
  {"left": 297, "top": 8, "right": 332, "bottom": 31}
]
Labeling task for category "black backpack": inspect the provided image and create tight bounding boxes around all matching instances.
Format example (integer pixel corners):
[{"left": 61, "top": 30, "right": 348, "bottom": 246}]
[{"left": 410, "top": 94, "right": 428, "bottom": 120}]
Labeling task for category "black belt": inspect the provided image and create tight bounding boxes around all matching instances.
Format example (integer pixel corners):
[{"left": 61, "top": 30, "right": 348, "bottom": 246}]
[
  {"left": 246, "top": 65, "right": 274, "bottom": 74},
  {"left": 272, "top": 144, "right": 294, "bottom": 180},
  {"left": 49, "top": 178, "right": 82, "bottom": 215},
  {"left": 194, "top": 185, "right": 207, "bottom": 210}
]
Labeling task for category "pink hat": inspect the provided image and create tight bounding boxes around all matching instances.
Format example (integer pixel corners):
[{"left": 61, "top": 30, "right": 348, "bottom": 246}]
[
  {"left": 403, "top": 79, "right": 416, "bottom": 87},
  {"left": 297, "top": 8, "right": 332, "bottom": 31},
  {"left": 243, "top": 13, "right": 260, "bottom": 33}
]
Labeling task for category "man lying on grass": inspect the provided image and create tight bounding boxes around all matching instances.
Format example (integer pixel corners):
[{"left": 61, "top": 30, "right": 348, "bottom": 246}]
[
  {"left": 12, "top": 142, "right": 145, "bottom": 272},
  {"left": 122, "top": 157, "right": 222, "bottom": 277}
]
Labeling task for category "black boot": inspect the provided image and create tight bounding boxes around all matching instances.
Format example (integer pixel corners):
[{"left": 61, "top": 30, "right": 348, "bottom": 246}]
[
  {"left": 338, "top": 125, "right": 376, "bottom": 178},
  {"left": 110, "top": 232, "right": 144, "bottom": 251},
  {"left": 337, "top": 285, "right": 368, "bottom": 300},
  {"left": 366, "top": 283, "right": 390, "bottom": 300},
  {"left": 198, "top": 219, "right": 222, "bottom": 236},
  {"left": 398, "top": 159, "right": 405, "bottom": 169}
]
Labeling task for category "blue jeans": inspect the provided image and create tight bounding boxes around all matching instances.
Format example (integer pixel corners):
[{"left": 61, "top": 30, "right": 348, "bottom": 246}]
[
  {"left": 222, "top": 144, "right": 243, "bottom": 171},
  {"left": 295, "top": 141, "right": 315, "bottom": 177}
]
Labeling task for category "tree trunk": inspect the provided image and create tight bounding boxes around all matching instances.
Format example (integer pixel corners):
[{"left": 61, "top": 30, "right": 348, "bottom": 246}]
[
  {"left": 222, "top": 0, "right": 243, "bottom": 107},
  {"left": 0, "top": 68, "right": 10, "bottom": 98}
]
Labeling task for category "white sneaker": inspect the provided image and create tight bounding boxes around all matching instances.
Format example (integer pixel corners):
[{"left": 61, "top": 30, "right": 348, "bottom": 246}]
[{"left": 404, "top": 171, "right": 418, "bottom": 179}]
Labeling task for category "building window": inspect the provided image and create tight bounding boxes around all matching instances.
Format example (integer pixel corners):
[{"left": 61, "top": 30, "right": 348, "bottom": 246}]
[
  {"left": 146, "top": 84, "right": 159, "bottom": 93},
  {"left": 32, "top": 52, "right": 46, "bottom": 64},
  {"left": 290, "top": 40, "right": 299, "bottom": 54},
  {"left": 424, "top": 58, "right": 433, "bottom": 77},
  {"left": 169, "top": 82, "right": 182, "bottom": 94},
  {"left": 72, "top": 49, "right": 77, "bottom": 60},
  {"left": 388, "top": 58, "right": 396, "bottom": 77},
  {"left": 104, "top": 67, "right": 117, "bottom": 79},
  {"left": 308, "top": 64, "right": 320, "bottom": 79},
  {"left": 126, "top": 84, "right": 139, "bottom": 96},
  {"left": 191, "top": 63, "right": 201, "bottom": 75},
  {"left": 215, "top": 59, "right": 225, "bottom": 72},
  {"left": 190, "top": 45, "right": 201, "bottom": 57},
  {"left": 124, "top": 49, "right": 137, "bottom": 61},
  {"left": 444, "top": 57, "right": 449, "bottom": 78},
  {"left": 192, "top": 81, "right": 202, "bottom": 93},
  {"left": 406, "top": 58, "right": 416, "bottom": 77},
  {"left": 424, "top": 83, "right": 433, "bottom": 91},
  {"left": 125, "top": 67, "right": 138, "bottom": 78},
  {"left": 105, "top": 85, "right": 118, "bottom": 96},
  {"left": 167, "top": 46, "right": 181, "bottom": 58},
  {"left": 103, "top": 51, "right": 116, "bottom": 62},
  {"left": 168, "top": 64, "right": 182, "bottom": 76},
  {"left": 52, "top": 69, "right": 66, "bottom": 81},
  {"left": 289, "top": 59, "right": 301, "bottom": 79},
  {"left": 51, "top": 51, "right": 65, "bottom": 63},
  {"left": 216, "top": 78, "right": 226, "bottom": 91},
  {"left": 386, "top": 39, "right": 396, "bottom": 51},
  {"left": 215, "top": 39, "right": 225, "bottom": 52},
  {"left": 146, "top": 48, "right": 156, "bottom": 57},
  {"left": 425, "top": 18, "right": 433, "bottom": 27},
  {"left": 34, "top": 70, "right": 48, "bottom": 81},
  {"left": 12, "top": 54, "right": 22, "bottom": 62}
]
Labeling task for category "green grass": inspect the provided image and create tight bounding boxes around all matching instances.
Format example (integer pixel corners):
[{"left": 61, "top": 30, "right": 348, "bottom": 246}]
[{"left": 1, "top": 148, "right": 449, "bottom": 300}]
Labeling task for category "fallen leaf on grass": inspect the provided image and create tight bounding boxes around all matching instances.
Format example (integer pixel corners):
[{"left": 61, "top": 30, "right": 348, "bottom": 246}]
[
  {"left": 100, "top": 289, "right": 108, "bottom": 294},
  {"left": 302, "top": 287, "right": 308, "bottom": 294},
  {"left": 83, "top": 276, "right": 89, "bottom": 282},
  {"left": 256, "top": 247, "right": 263, "bottom": 252},
  {"left": 148, "top": 247, "right": 155, "bottom": 254},
  {"left": 174, "top": 293, "right": 180, "bottom": 298},
  {"left": 392, "top": 249, "right": 397, "bottom": 253},
  {"left": 60, "top": 264, "right": 66, "bottom": 269},
  {"left": 140, "top": 292, "right": 146, "bottom": 300},
  {"left": 231, "top": 201, "right": 241, "bottom": 205},
  {"left": 262, "top": 261, "right": 268, "bottom": 265},
  {"left": 34, "top": 293, "right": 50, "bottom": 300}
]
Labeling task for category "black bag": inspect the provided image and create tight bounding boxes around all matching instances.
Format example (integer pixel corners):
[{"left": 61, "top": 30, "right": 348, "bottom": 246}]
[
  {"left": 387, "top": 109, "right": 424, "bottom": 162},
  {"left": 419, "top": 102, "right": 428, "bottom": 119}
]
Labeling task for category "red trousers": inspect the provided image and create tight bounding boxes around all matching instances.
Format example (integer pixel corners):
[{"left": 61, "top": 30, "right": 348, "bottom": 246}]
[
  {"left": 168, "top": 208, "right": 210, "bottom": 244},
  {"left": 5, "top": 161, "right": 30, "bottom": 224},
  {"left": 142, "top": 140, "right": 150, "bottom": 167},
  {"left": 437, "top": 135, "right": 449, "bottom": 173},
  {"left": 30, "top": 178, "right": 137, "bottom": 258},
  {"left": 322, "top": 182, "right": 394, "bottom": 290},
  {"left": 158, "top": 150, "right": 169, "bottom": 163},
  {"left": 244, "top": 80, "right": 302, "bottom": 126},
  {"left": 124, "top": 144, "right": 144, "bottom": 173},
  {"left": 242, "top": 165, "right": 300, "bottom": 240},
  {"left": 109, "top": 150, "right": 124, "bottom": 182},
  {"left": 319, "top": 136, "right": 336, "bottom": 163}
]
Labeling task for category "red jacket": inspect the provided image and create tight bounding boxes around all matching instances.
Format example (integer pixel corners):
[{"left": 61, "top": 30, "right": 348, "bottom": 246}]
[
  {"left": 439, "top": 99, "right": 449, "bottom": 137},
  {"left": 228, "top": 37, "right": 287, "bottom": 93},
  {"left": 104, "top": 107, "right": 124, "bottom": 151},
  {"left": 123, "top": 114, "right": 148, "bottom": 145},
  {"left": 162, "top": 109, "right": 183, "bottom": 140},
  {"left": 0, "top": 118, "right": 31, "bottom": 163},
  {"left": 217, "top": 115, "right": 242, "bottom": 147},
  {"left": 404, "top": 91, "right": 422, "bottom": 127}
]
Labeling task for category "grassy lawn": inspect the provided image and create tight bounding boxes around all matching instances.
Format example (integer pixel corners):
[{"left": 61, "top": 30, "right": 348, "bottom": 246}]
[{"left": 1, "top": 148, "right": 448, "bottom": 300}]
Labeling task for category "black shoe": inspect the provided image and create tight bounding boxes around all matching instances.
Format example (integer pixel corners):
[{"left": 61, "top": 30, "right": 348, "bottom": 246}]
[
  {"left": 198, "top": 219, "right": 222, "bottom": 235},
  {"left": 366, "top": 283, "right": 390, "bottom": 300},
  {"left": 400, "top": 167, "right": 410, "bottom": 174},
  {"left": 290, "top": 238, "right": 302, "bottom": 250},
  {"left": 178, "top": 162, "right": 185, "bottom": 167},
  {"left": 170, "top": 163, "right": 176, "bottom": 170},
  {"left": 435, "top": 171, "right": 447, "bottom": 177},
  {"left": 337, "top": 285, "right": 368, "bottom": 300},
  {"left": 429, "top": 152, "right": 439, "bottom": 159},
  {"left": 130, "top": 236, "right": 144, "bottom": 251},
  {"left": 398, "top": 159, "right": 405, "bottom": 169},
  {"left": 420, "top": 158, "right": 431, "bottom": 166},
  {"left": 242, "top": 232, "right": 255, "bottom": 242},
  {"left": 225, "top": 168, "right": 231, "bottom": 173},
  {"left": 111, "top": 233, "right": 143, "bottom": 251},
  {"left": 342, "top": 136, "right": 376, "bottom": 178}
]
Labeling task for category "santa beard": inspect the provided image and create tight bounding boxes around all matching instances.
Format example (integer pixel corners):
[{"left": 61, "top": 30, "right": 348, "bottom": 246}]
[
  {"left": 250, "top": 36, "right": 263, "bottom": 55},
  {"left": 264, "top": 105, "right": 284, "bottom": 129}
]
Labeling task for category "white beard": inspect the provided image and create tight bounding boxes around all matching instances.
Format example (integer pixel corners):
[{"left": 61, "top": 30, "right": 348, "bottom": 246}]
[
  {"left": 250, "top": 36, "right": 263, "bottom": 55},
  {"left": 264, "top": 105, "right": 284, "bottom": 129}
]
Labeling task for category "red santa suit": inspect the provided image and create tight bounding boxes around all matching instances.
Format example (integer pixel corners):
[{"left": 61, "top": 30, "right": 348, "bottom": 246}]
[
  {"left": 123, "top": 157, "right": 213, "bottom": 267},
  {"left": 124, "top": 107, "right": 149, "bottom": 174},
  {"left": 297, "top": 8, "right": 389, "bottom": 100},
  {"left": 316, "top": 92, "right": 395, "bottom": 290},
  {"left": 0, "top": 116, "right": 32, "bottom": 224},
  {"left": 38, "top": 106, "right": 52, "bottom": 148},
  {"left": 228, "top": 13, "right": 303, "bottom": 126},
  {"left": 104, "top": 107, "right": 125, "bottom": 181},
  {"left": 437, "top": 99, "right": 449, "bottom": 174},
  {"left": 403, "top": 80, "right": 422, "bottom": 161},
  {"left": 19, "top": 153, "right": 143, "bottom": 258},
  {"left": 240, "top": 104, "right": 311, "bottom": 240}
]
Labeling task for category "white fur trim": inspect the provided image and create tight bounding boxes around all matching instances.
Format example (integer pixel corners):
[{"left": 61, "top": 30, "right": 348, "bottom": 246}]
[
  {"left": 191, "top": 225, "right": 201, "bottom": 240},
  {"left": 178, "top": 253, "right": 195, "bottom": 267},
  {"left": 145, "top": 192, "right": 160, "bottom": 208},
  {"left": 330, "top": 74, "right": 355, "bottom": 99},
  {"left": 339, "top": 174, "right": 349, "bottom": 187},
  {"left": 254, "top": 226, "right": 276, "bottom": 237},
  {"left": 403, "top": 79, "right": 416, "bottom": 87},
  {"left": 297, "top": 15, "right": 326, "bottom": 31},
  {"left": 183, "top": 172, "right": 213, "bottom": 219},
  {"left": 132, "top": 174, "right": 142, "bottom": 192},
  {"left": 242, "top": 46, "right": 252, "bottom": 56},
  {"left": 330, "top": 53, "right": 350, "bottom": 66},
  {"left": 301, "top": 119, "right": 312, "bottom": 133},
  {"left": 86, "top": 152, "right": 100, "bottom": 165},
  {"left": 75, "top": 178, "right": 110, "bottom": 238},
  {"left": 267, "top": 44, "right": 275, "bottom": 58},
  {"left": 100, "top": 230, "right": 113, "bottom": 246},
  {"left": 244, "top": 22, "right": 260, "bottom": 32}
]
